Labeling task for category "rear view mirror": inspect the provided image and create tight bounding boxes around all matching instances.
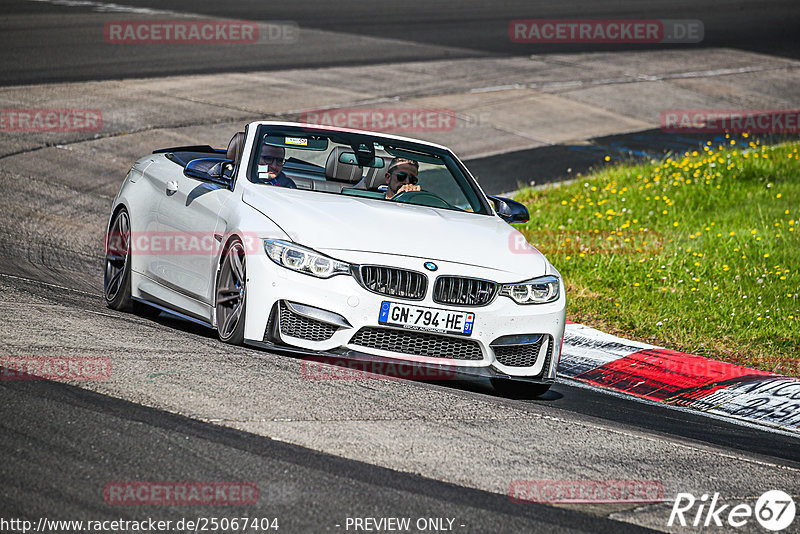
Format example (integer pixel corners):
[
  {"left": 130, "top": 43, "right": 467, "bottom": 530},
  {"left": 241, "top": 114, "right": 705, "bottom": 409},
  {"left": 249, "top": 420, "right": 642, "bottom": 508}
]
[
  {"left": 488, "top": 195, "right": 529, "bottom": 224},
  {"left": 338, "top": 151, "right": 384, "bottom": 168}
]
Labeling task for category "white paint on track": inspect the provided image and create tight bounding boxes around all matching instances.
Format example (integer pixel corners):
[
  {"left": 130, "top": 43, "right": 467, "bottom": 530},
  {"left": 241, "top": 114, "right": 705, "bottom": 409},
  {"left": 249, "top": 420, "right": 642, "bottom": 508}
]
[{"left": 27, "top": 0, "right": 196, "bottom": 17}]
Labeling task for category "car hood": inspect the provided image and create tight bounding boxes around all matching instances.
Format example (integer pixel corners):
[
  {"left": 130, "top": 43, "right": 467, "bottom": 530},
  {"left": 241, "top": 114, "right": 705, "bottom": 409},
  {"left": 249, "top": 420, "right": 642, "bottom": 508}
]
[{"left": 243, "top": 187, "right": 548, "bottom": 276}]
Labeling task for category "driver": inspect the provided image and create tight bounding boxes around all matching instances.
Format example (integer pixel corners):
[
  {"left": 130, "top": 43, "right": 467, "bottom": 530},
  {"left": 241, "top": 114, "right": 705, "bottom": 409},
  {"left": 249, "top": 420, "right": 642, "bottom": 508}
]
[
  {"left": 384, "top": 157, "right": 420, "bottom": 199},
  {"left": 255, "top": 145, "right": 297, "bottom": 188}
]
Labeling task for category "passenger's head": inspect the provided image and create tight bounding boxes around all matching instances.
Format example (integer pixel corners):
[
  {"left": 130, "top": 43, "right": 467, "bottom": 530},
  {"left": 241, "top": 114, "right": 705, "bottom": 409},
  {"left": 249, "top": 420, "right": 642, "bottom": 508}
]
[
  {"left": 260, "top": 145, "right": 286, "bottom": 180},
  {"left": 385, "top": 157, "right": 419, "bottom": 197}
]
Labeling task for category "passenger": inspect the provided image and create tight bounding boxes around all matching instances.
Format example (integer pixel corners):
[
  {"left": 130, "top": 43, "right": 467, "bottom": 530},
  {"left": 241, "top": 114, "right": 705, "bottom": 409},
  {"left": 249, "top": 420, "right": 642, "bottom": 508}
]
[
  {"left": 384, "top": 157, "right": 420, "bottom": 199},
  {"left": 256, "top": 145, "right": 297, "bottom": 188}
]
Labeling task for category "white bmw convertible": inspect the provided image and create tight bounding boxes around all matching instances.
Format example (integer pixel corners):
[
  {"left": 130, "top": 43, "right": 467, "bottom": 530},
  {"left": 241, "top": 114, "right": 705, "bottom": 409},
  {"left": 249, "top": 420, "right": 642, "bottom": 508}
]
[{"left": 105, "top": 122, "right": 565, "bottom": 395}]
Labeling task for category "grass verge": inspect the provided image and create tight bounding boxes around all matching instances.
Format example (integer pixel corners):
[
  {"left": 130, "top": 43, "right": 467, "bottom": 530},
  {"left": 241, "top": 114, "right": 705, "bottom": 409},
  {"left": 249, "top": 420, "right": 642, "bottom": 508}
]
[{"left": 514, "top": 137, "right": 799, "bottom": 376}]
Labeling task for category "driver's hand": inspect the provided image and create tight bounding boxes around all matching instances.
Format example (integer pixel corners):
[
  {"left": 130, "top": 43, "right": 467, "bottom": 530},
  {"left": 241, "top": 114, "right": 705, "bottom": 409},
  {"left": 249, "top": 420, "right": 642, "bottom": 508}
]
[{"left": 396, "top": 184, "right": 421, "bottom": 195}]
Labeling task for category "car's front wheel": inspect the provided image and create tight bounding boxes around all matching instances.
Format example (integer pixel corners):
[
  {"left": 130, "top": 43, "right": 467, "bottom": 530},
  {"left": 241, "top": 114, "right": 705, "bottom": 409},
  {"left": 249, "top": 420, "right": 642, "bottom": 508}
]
[
  {"left": 215, "top": 238, "right": 247, "bottom": 344},
  {"left": 491, "top": 378, "right": 551, "bottom": 399},
  {"left": 104, "top": 208, "right": 134, "bottom": 311}
]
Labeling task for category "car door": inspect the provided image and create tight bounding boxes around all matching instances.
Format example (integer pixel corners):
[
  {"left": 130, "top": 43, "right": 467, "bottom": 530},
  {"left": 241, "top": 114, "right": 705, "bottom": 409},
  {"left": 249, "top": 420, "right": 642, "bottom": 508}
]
[{"left": 155, "top": 169, "right": 231, "bottom": 311}]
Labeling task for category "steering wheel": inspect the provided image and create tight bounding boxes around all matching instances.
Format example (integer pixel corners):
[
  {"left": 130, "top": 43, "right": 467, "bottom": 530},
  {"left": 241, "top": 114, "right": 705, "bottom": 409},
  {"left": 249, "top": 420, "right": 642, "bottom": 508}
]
[{"left": 391, "top": 190, "right": 453, "bottom": 209}]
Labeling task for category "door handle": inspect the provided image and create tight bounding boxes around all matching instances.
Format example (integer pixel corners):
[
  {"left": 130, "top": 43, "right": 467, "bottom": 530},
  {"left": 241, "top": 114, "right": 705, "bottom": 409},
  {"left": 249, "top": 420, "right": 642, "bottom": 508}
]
[{"left": 166, "top": 180, "right": 178, "bottom": 194}]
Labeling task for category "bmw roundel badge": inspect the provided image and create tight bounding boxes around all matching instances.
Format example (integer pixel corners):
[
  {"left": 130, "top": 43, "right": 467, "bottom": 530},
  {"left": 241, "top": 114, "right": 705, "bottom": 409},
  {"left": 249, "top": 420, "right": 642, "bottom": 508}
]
[{"left": 424, "top": 262, "right": 438, "bottom": 271}]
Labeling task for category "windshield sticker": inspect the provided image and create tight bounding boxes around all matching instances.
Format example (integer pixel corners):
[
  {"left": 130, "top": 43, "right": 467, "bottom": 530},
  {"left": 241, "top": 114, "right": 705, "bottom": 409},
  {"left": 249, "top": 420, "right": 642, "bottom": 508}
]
[{"left": 285, "top": 137, "right": 308, "bottom": 146}]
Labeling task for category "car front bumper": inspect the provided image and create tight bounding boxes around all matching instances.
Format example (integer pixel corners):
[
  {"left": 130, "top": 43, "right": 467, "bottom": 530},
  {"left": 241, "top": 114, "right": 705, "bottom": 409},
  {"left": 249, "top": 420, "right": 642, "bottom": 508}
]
[{"left": 242, "top": 250, "right": 566, "bottom": 380}]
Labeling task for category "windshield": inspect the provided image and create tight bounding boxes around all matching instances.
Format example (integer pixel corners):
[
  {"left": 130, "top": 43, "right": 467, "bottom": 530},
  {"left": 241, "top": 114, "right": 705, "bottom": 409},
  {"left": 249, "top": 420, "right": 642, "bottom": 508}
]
[{"left": 248, "top": 125, "right": 490, "bottom": 215}]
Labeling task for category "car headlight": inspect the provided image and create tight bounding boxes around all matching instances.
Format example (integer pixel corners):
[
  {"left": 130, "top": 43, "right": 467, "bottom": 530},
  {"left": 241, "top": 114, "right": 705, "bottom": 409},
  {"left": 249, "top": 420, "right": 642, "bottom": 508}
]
[
  {"left": 263, "top": 240, "right": 351, "bottom": 278},
  {"left": 499, "top": 275, "right": 560, "bottom": 304}
]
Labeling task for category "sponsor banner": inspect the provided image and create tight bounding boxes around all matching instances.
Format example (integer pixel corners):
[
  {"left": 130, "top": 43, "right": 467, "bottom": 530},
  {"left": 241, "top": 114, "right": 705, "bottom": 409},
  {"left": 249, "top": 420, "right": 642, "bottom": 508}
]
[
  {"left": 300, "top": 108, "right": 457, "bottom": 133},
  {"left": 661, "top": 109, "right": 800, "bottom": 134},
  {"left": 509, "top": 479, "right": 664, "bottom": 504},
  {"left": 509, "top": 19, "right": 703, "bottom": 44},
  {"left": 682, "top": 377, "right": 800, "bottom": 430},
  {"left": 301, "top": 357, "right": 456, "bottom": 381},
  {"left": 1, "top": 108, "right": 102, "bottom": 133},
  {"left": 1, "top": 356, "right": 111, "bottom": 381},
  {"left": 103, "top": 481, "right": 258, "bottom": 505},
  {"left": 105, "top": 231, "right": 261, "bottom": 256}
]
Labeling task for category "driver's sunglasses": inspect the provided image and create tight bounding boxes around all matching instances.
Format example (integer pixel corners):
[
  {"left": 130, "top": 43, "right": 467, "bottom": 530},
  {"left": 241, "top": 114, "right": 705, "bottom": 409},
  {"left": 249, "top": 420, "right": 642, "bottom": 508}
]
[
  {"left": 393, "top": 172, "right": 418, "bottom": 185},
  {"left": 261, "top": 156, "right": 285, "bottom": 165}
]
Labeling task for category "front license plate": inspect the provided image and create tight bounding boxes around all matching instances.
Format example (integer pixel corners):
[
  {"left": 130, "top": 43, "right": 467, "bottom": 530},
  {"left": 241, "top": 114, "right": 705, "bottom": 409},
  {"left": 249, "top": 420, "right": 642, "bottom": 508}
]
[{"left": 379, "top": 301, "right": 474, "bottom": 336}]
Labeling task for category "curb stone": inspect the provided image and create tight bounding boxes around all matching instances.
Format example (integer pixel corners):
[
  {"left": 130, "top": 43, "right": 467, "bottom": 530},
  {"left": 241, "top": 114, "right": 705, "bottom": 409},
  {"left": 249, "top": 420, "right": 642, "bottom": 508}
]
[{"left": 560, "top": 322, "right": 800, "bottom": 433}]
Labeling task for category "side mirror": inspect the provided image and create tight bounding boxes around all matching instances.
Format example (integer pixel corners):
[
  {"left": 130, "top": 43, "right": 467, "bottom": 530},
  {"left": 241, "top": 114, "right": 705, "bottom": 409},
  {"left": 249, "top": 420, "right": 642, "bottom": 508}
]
[
  {"left": 184, "top": 158, "right": 233, "bottom": 188},
  {"left": 488, "top": 195, "right": 529, "bottom": 224}
]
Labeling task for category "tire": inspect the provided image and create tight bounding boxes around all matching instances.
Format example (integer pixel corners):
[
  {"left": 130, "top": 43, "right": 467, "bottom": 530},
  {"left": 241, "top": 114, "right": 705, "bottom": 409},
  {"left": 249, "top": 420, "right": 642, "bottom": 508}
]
[
  {"left": 491, "top": 378, "right": 551, "bottom": 399},
  {"left": 104, "top": 208, "right": 134, "bottom": 312},
  {"left": 215, "top": 238, "right": 247, "bottom": 344}
]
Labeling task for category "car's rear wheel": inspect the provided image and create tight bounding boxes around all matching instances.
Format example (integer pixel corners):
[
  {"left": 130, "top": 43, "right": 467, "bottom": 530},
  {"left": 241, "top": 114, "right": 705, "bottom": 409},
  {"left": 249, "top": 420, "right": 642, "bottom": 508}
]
[
  {"left": 491, "top": 378, "right": 551, "bottom": 398},
  {"left": 104, "top": 208, "right": 134, "bottom": 311},
  {"left": 216, "top": 239, "right": 247, "bottom": 344}
]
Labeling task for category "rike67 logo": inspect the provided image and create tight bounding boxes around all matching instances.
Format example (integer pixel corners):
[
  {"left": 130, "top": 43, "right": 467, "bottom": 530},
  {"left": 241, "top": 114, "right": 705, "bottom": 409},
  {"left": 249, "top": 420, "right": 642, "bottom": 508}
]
[{"left": 669, "top": 490, "right": 795, "bottom": 531}]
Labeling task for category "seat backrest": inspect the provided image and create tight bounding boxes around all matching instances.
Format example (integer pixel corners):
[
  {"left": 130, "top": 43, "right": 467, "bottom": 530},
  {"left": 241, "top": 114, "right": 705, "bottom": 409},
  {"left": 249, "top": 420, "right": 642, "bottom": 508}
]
[
  {"left": 325, "top": 146, "right": 363, "bottom": 184},
  {"left": 358, "top": 162, "right": 388, "bottom": 190}
]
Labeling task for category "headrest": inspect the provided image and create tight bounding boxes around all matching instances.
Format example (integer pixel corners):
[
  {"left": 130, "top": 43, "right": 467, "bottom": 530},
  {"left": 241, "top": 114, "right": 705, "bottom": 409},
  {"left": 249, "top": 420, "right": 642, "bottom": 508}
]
[
  {"left": 325, "top": 146, "right": 363, "bottom": 183},
  {"left": 226, "top": 132, "right": 245, "bottom": 164}
]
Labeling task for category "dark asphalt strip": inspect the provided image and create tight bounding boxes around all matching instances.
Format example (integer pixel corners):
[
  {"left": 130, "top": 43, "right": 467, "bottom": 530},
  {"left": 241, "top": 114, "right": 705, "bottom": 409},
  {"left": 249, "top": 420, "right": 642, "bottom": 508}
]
[
  {"left": 3, "top": 0, "right": 798, "bottom": 86},
  {"left": 0, "top": 375, "right": 659, "bottom": 534},
  {"left": 407, "top": 377, "right": 800, "bottom": 467}
]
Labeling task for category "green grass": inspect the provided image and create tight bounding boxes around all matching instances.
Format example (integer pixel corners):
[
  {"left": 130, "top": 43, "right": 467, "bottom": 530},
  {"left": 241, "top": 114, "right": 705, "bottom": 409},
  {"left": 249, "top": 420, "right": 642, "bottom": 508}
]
[{"left": 514, "top": 137, "right": 800, "bottom": 376}]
